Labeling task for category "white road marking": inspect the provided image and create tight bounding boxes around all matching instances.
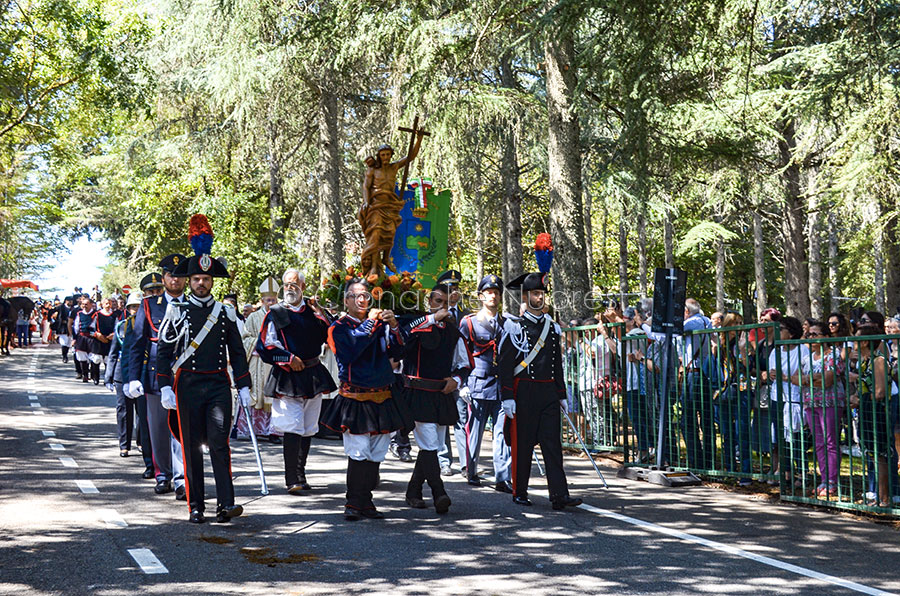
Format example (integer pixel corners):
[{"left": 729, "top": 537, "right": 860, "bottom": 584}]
[
  {"left": 30, "top": 402, "right": 41, "bottom": 408},
  {"left": 41, "top": 430, "right": 55, "bottom": 437},
  {"left": 578, "top": 503, "right": 896, "bottom": 596},
  {"left": 28, "top": 394, "right": 37, "bottom": 399},
  {"left": 127, "top": 548, "right": 168, "bottom": 574},
  {"left": 99, "top": 509, "right": 128, "bottom": 528},
  {"left": 74, "top": 480, "right": 99, "bottom": 494},
  {"left": 59, "top": 457, "right": 78, "bottom": 468},
  {"left": 32, "top": 410, "right": 45, "bottom": 415},
  {"left": 49, "top": 443, "right": 65, "bottom": 451}
]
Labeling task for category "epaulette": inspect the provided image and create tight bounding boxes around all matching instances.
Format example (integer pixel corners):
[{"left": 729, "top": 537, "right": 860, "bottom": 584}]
[{"left": 156, "top": 296, "right": 164, "bottom": 305}]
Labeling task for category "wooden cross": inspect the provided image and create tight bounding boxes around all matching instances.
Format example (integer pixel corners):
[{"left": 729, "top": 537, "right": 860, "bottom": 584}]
[{"left": 397, "top": 115, "right": 430, "bottom": 200}]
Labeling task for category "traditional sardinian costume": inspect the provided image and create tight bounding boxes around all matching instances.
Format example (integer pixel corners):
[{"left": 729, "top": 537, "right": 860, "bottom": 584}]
[
  {"left": 401, "top": 309, "right": 473, "bottom": 512},
  {"left": 73, "top": 305, "right": 102, "bottom": 383},
  {"left": 323, "top": 314, "right": 405, "bottom": 517},
  {"left": 92, "top": 308, "right": 118, "bottom": 358},
  {"left": 256, "top": 298, "right": 337, "bottom": 491}
]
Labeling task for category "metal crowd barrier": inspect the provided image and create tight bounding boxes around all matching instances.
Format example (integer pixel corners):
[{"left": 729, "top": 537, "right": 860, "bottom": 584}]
[
  {"left": 561, "top": 323, "right": 626, "bottom": 453},
  {"left": 561, "top": 321, "right": 900, "bottom": 517},
  {"left": 774, "top": 333, "right": 900, "bottom": 515}
]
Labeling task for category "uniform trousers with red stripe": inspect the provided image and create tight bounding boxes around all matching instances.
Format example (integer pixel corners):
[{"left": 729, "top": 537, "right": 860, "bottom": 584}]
[
  {"left": 174, "top": 371, "right": 235, "bottom": 512},
  {"left": 509, "top": 379, "right": 569, "bottom": 499}
]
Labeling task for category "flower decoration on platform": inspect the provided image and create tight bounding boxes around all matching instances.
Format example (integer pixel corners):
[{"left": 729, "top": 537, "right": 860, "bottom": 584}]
[{"left": 316, "top": 267, "right": 425, "bottom": 313}]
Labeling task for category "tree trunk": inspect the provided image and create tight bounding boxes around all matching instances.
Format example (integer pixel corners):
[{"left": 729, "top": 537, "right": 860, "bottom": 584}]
[
  {"left": 474, "top": 195, "right": 485, "bottom": 281},
  {"left": 879, "top": 197, "right": 900, "bottom": 316},
  {"left": 664, "top": 211, "right": 675, "bottom": 269},
  {"left": 618, "top": 216, "right": 629, "bottom": 301},
  {"left": 584, "top": 187, "right": 593, "bottom": 285},
  {"left": 316, "top": 86, "right": 343, "bottom": 275},
  {"left": 753, "top": 209, "right": 767, "bottom": 318},
  {"left": 807, "top": 193, "right": 823, "bottom": 319},
  {"left": 266, "top": 106, "right": 286, "bottom": 252},
  {"left": 545, "top": 18, "right": 590, "bottom": 320},
  {"left": 638, "top": 207, "right": 648, "bottom": 297},
  {"left": 874, "top": 225, "right": 885, "bottom": 313},
  {"left": 827, "top": 210, "right": 840, "bottom": 312},
  {"left": 777, "top": 117, "right": 810, "bottom": 317},
  {"left": 499, "top": 58, "right": 523, "bottom": 314},
  {"left": 715, "top": 238, "right": 725, "bottom": 313}
]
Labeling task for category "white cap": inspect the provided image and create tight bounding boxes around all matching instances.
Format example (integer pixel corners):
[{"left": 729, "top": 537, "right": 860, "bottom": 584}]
[
  {"left": 126, "top": 292, "right": 144, "bottom": 307},
  {"left": 259, "top": 276, "right": 280, "bottom": 297}
]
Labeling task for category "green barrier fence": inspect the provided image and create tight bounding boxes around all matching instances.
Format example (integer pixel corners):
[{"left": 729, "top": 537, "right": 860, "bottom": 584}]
[
  {"left": 561, "top": 321, "right": 900, "bottom": 517},
  {"left": 774, "top": 333, "right": 900, "bottom": 515}
]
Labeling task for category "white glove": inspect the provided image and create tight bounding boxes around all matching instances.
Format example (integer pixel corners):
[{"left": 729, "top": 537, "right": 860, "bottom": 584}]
[
  {"left": 238, "top": 387, "right": 251, "bottom": 408},
  {"left": 105, "top": 383, "right": 115, "bottom": 393},
  {"left": 560, "top": 399, "right": 568, "bottom": 414},
  {"left": 127, "top": 380, "right": 144, "bottom": 399},
  {"left": 459, "top": 385, "right": 472, "bottom": 405},
  {"left": 160, "top": 386, "right": 177, "bottom": 410},
  {"left": 501, "top": 399, "right": 516, "bottom": 419}
]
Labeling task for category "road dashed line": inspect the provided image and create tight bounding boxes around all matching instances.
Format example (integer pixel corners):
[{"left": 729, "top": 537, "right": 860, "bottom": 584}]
[
  {"left": 41, "top": 430, "right": 55, "bottom": 437},
  {"left": 59, "top": 457, "right": 78, "bottom": 468},
  {"left": 99, "top": 509, "right": 128, "bottom": 528},
  {"left": 74, "top": 480, "right": 99, "bottom": 494},
  {"left": 127, "top": 548, "right": 168, "bottom": 574}
]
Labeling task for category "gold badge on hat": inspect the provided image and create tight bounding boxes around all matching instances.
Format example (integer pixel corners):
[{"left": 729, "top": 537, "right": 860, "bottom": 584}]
[{"left": 173, "top": 256, "right": 179, "bottom": 265}]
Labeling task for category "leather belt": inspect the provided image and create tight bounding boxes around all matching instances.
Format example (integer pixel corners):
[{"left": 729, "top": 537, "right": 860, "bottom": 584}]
[{"left": 403, "top": 375, "right": 446, "bottom": 392}]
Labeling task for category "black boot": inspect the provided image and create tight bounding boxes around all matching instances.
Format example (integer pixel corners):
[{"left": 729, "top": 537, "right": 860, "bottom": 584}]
[
  {"left": 74, "top": 359, "right": 83, "bottom": 380},
  {"left": 344, "top": 458, "right": 363, "bottom": 520},
  {"left": 405, "top": 457, "right": 428, "bottom": 508},
  {"left": 62, "top": 346, "right": 69, "bottom": 363},
  {"left": 423, "top": 450, "right": 451, "bottom": 514},
  {"left": 81, "top": 361, "right": 90, "bottom": 383},
  {"left": 360, "top": 461, "right": 384, "bottom": 519},
  {"left": 283, "top": 433, "right": 302, "bottom": 493},
  {"left": 90, "top": 362, "right": 101, "bottom": 385},
  {"left": 297, "top": 436, "right": 312, "bottom": 490}
]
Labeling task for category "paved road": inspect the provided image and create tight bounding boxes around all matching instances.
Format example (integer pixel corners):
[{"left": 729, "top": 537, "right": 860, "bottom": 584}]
[{"left": 1, "top": 344, "right": 899, "bottom": 595}]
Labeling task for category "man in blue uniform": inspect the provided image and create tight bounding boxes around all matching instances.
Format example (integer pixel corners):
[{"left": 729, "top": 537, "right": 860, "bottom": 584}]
[
  {"left": 323, "top": 278, "right": 406, "bottom": 520},
  {"left": 499, "top": 272, "right": 582, "bottom": 511},
  {"left": 126, "top": 255, "right": 188, "bottom": 498},
  {"left": 401, "top": 283, "right": 473, "bottom": 514},
  {"left": 157, "top": 251, "right": 251, "bottom": 524},
  {"left": 256, "top": 268, "right": 337, "bottom": 494},
  {"left": 459, "top": 274, "right": 513, "bottom": 492}
]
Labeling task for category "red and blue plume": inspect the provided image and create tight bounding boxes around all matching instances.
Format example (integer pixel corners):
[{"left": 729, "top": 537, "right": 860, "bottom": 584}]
[
  {"left": 535, "top": 233, "right": 553, "bottom": 273},
  {"left": 188, "top": 214, "right": 214, "bottom": 256}
]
